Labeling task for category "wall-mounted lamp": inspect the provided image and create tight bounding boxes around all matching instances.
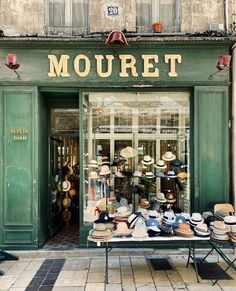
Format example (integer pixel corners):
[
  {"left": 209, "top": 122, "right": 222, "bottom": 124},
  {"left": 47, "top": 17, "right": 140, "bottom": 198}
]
[
  {"left": 105, "top": 30, "right": 128, "bottom": 46},
  {"left": 5, "top": 54, "right": 21, "bottom": 80},
  {"left": 208, "top": 55, "right": 231, "bottom": 80}
]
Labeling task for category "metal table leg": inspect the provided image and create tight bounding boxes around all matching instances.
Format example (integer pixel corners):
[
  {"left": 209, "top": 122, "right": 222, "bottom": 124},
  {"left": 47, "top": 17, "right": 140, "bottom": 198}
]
[{"left": 186, "top": 241, "right": 200, "bottom": 283}]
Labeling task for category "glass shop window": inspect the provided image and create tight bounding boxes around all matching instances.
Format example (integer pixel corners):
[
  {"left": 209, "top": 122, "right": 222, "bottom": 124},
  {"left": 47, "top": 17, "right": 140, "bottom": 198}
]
[
  {"left": 51, "top": 109, "right": 80, "bottom": 133},
  {"left": 47, "top": 0, "right": 89, "bottom": 36},
  {"left": 83, "top": 92, "right": 190, "bottom": 224},
  {"left": 136, "top": 0, "right": 180, "bottom": 33}
]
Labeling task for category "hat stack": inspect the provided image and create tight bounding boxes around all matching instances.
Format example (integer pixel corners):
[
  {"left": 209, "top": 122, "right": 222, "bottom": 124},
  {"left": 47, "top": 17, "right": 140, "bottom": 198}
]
[
  {"left": 114, "top": 206, "right": 132, "bottom": 224},
  {"left": 194, "top": 223, "right": 210, "bottom": 237},
  {"left": 113, "top": 222, "right": 133, "bottom": 237},
  {"left": 145, "top": 171, "right": 155, "bottom": 179},
  {"left": 189, "top": 213, "right": 204, "bottom": 227},
  {"left": 175, "top": 223, "right": 194, "bottom": 238},
  {"left": 215, "top": 208, "right": 230, "bottom": 221},
  {"left": 224, "top": 215, "right": 236, "bottom": 243},
  {"left": 210, "top": 221, "right": 230, "bottom": 241},
  {"left": 101, "top": 156, "right": 110, "bottom": 166},
  {"left": 163, "top": 211, "right": 176, "bottom": 225},
  {"left": 89, "top": 223, "right": 113, "bottom": 242},
  {"left": 145, "top": 219, "right": 161, "bottom": 237}
]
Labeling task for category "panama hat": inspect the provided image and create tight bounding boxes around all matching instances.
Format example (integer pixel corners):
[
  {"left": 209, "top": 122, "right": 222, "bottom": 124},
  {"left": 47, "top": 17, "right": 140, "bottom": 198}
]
[
  {"left": 167, "top": 171, "right": 176, "bottom": 178},
  {"left": 148, "top": 210, "right": 161, "bottom": 221},
  {"left": 166, "top": 192, "right": 176, "bottom": 204},
  {"left": 224, "top": 215, "right": 236, "bottom": 225},
  {"left": 190, "top": 213, "right": 204, "bottom": 226},
  {"left": 120, "top": 147, "right": 137, "bottom": 159},
  {"left": 194, "top": 223, "right": 210, "bottom": 237},
  {"left": 89, "top": 171, "right": 99, "bottom": 179},
  {"left": 62, "top": 180, "right": 71, "bottom": 192},
  {"left": 154, "top": 160, "right": 167, "bottom": 169},
  {"left": 99, "top": 165, "right": 111, "bottom": 176},
  {"left": 156, "top": 192, "right": 166, "bottom": 203},
  {"left": 141, "top": 155, "right": 154, "bottom": 165},
  {"left": 128, "top": 213, "right": 145, "bottom": 229},
  {"left": 215, "top": 208, "right": 230, "bottom": 220},
  {"left": 88, "top": 160, "right": 99, "bottom": 168},
  {"left": 175, "top": 223, "right": 194, "bottom": 237},
  {"left": 62, "top": 196, "right": 71, "bottom": 208},
  {"left": 162, "top": 151, "right": 176, "bottom": 161},
  {"left": 113, "top": 222, "right": 133, "bottom": 237},
  {"left": 62, "top": 209, "right": 71, "bottom": 221},
  {"left": 115, "top": 206, "right": 132, "bottom": 217},
  {"left": 163, "top": 211, "right": 176, "bottom": 225},
  {"left": 145, "top": 171, "right": 155, "bottom": 179}
]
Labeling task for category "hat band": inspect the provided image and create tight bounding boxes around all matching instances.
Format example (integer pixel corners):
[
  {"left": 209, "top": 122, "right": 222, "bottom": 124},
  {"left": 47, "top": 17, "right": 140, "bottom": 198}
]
[
  {"left": 164, "top": 215, "right": 174, "bottom": 220},
  {"left": 144, "top": 159, "right": 152, "bottom": 163}
]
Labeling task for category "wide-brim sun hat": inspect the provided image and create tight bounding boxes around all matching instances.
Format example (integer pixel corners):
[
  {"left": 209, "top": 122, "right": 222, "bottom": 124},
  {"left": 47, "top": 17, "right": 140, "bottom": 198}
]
[
  {"left": 99, "top": 165, "right": 111, "bottom": 176},
  {"left": 154, "top": 159, "right": 167, "bottom": 169},
  {"left": 62, "top": 209, "right": 71, "bottom": 221},
  {"left": 141, "top": 155, "right": 154, "bottom": 165},
  {"left": 62, "top": 180, "right": 71, "bottom": 192},
  {"left": 120, "top": 147, "right": 137, "bottom": 159},
  {"left": 175, "top": 223, "right": 194, "bottom": 237},
  {"left": 162, "top": 151, "right": 176, "bottom": 161},
  {"left": 62, "top": 196, "right": 71, "bottom": 208}
]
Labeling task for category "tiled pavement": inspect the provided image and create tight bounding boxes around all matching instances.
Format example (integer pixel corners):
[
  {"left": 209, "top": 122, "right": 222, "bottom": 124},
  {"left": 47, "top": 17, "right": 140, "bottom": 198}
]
[{"left": 0, "top": 251, "right": 235, "bottom": 291}]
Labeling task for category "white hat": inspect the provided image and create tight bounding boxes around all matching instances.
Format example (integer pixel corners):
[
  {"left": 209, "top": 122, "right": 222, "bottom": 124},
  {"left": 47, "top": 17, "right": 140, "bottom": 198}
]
[
  {"left": 190, "top": 213, "right": 204, "bottom": 226},
  {"left": 62, "top": 180, "right": 71, "bottom": 192},
  {"left": 224, "top": 215, "right": 236, "bottom": 225},
  {"left": 99, "top": 165, "right": 111, "bottom": 176},
  {"left": 133, "top": 170, "right": 142, "bottom": 177},
  {"left": 88, "top": 160, "right": 99, "bottom": 168},
  {"left": 145, "top": 171, "right": 155, "bottom": 179},
  {"left": 141, "top": 155, "right": 154, "bottom": 165},
  {"left": 120, "top": 147, "right": 137, "bottom": 159},
  {"left": 156, "top": 192, "right": 166, "bottom": 203},
  {"left": 163, "top": 211, "right": 176, "bottom": 225},
  {"left": 194, "top": 223, "right": 210, "bottom": 237},
  {"left": 162, "top": 151, "right": 176, "bottom": 161},
  {"left": 115, "top": 206, "right": 132, "bottom": 217},
  {"left": 154, "top": 160, "right": 167, "bottom": 169},
  {"left": 89, "top": 171, "right": 99, "bottom": 179},
  {"left": 113, "top": 222, "right": 133, "bottom": 237},
  {"left": 132, "top": 223, "right": 148, "bottom": 239}
]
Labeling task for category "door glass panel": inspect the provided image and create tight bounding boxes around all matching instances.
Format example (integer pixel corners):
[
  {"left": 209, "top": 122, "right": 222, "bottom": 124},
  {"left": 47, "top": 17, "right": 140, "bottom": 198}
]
[
  {"left": 51, "top": 109, "right": 80, "bottom": 133},
  {"left": 83, "top": 92, "right": 190, "bottom": 224}
]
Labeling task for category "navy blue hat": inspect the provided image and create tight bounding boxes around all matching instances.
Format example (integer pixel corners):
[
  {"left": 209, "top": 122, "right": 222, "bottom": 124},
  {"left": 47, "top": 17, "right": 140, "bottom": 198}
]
[
  {"left": 94, "top": 211, "right": 114, "bottom": 223},
  {"left": 171, "top": 159, "right": 182, "bottom": 168}
]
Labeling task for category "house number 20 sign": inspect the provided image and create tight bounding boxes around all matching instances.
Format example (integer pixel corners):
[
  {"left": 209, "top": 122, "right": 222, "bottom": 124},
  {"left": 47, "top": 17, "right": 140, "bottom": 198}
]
[{"left": 108, "top": 6, "right": 118, "bottom": 16}]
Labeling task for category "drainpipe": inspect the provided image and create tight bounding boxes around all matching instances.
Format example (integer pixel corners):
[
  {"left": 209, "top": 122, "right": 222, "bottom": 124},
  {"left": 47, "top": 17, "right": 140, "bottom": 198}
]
[
  {"left": 223, "top": 0, "right": 228, "bottom": 33},
  {"left": 232, "top": 43, "right": 236, "bottom": 212}
]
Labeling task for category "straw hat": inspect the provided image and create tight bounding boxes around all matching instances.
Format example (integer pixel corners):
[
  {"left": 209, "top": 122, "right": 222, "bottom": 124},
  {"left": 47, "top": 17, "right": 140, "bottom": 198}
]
[
  {"left": 88, "top": 160, "right": 99, "bottom": 168},
  {"left": 224, "top": 215, "right": 236, "bottom": 225},
  {"left": 194, "top": 223, "right": 210, "bottom": 237},
  {"left": 68, "top": 188, "right": 76, "bottom": 198},
  {"left": 145, "top": 171, "right": 155, "bottom": 179},
  {"left": 120, "top": 147, "right": 137, "bottom": 159},
  {"left": 62, "top": 180, "right": 71, "bottom": 192},
  {"left": 115, "top": 206, "right": 132, "bottom": 217},
  {"left": 132, "top": 223, "right": 148, "bottom": 239},
  {"left": 167, "top": 171, "right": 176, "bottom": 178},
  {"left": 113, "top": 222, "right": 133, "bottom": 237},
  {"left": 62, "top": 196, "right": 71, "bottom": 208},
  {"left": 166, "top": 192, "right": 176, "bottom": 204},
  {"left": 162, "top": 151, "right": 176, "bottom": 161},
  {"left": 154, "top": 160, "right": 167, "bottom": 169},
  {"left": 99, "top": 165, "right": 111, "bottom": 176},
  {"left": 128, "top": 213, "right": 145, "bottom": 229},
  {"left": 177, "top": 172, "right": 188, "bottom": 179},
  {"left": 215, "top": 208, "right": 230, "bottom": 220},
  {"left": 156, "top": 192, "right": 166, "bottom": 203},
  {"left": 175, "top": 223, "right": 194, "bottom": 237},
  {"left": 62, "top": 209, "right": 71, "bottom": 221},
  {"left": 189, "top": 213, "right": 204, "bottom": 226},
  {"left": 141, "top": 155, "right": 154, "bottom": 165},
  {"left": 139, "top": 198, "right": 150, "bottom": 209}
]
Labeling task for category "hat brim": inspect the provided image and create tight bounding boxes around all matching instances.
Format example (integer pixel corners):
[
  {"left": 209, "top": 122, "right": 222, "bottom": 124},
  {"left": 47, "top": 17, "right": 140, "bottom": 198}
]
[
  {"left": 94, "top": 217, "right": 114, "bottom": 223},
  {"left": 154, "top": 164, "right": 167, "bottom": 169},
  {"left": 162, "top": 154, "right": 176, "bottom": 161},
  {"left": 141, "top": 159, "right": 154, "bottom": 165}
]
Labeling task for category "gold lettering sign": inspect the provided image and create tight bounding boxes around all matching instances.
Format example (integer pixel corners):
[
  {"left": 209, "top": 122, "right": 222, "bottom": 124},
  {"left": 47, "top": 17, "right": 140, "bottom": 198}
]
[
  {"left": 10, "top": 128, "right": 29, "bottom": 141},
  {"left": 48, "top": 54, "right": 182, "bottom": 78}
]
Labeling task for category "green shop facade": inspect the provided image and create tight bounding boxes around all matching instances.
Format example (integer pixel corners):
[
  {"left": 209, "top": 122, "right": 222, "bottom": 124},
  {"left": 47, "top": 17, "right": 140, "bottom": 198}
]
[{"left": 0, "top": 37, "right": 233, "bottom": 249}]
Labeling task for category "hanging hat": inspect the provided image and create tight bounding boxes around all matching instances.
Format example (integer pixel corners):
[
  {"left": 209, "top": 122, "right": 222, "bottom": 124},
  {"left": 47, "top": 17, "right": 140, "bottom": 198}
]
[
  {"left": 62, "top": 209, "right": 71, "bottom": 221},
  {"left": 141, "top": 155, "right": 154, "bottom": 165},
  {"left": 167, "top": 171, "right": 176, "bottom": 178},
  {"left": 62, "top": 196, "right": 71, "bottom": 208},
  {"left": 68, "top": 188, "right": 76, "bottom": 198},
  {"left": 120, "top": 146, "right": 137, "bottom": 158},
  {"left": 177, "top": 172, "right": 188, "bottom": 179},
  {"left": 171, "top": 159, "right": 182, "bottom": 168},
  {"left": 62, "top": 180, "right": 71, "bottom": 192},
  {"left": 154, "top": 160, "right": 167, "bottom": 169},
  {"left": 89, "top": 171, "right": 99, "bottom": 179},
  {"left": 88, "top": 160, "right": 99, "bottom": 168},
  {"left": 166, "top": 192, "right": 176, "bottom": 204},
  {"left": 139, "top": 198, "right": 150, "bottom": 209},
  {"left": 113, "top": 222, "right": 133, "bottom": 237},
  {"left": 94, "top": 211, "right": 114, "bottom": 223},
  {"left": 99, "top": 165, "right": 111, "bottom": 176},
  {"left": 156, "top": 192, "right": 166, "bottom": 203},
  {"left": 189, "top": 213, "right": 204, "bottom": 226},
  {"left": 162, "top": 151, "right": 176, "bottom": 161}
]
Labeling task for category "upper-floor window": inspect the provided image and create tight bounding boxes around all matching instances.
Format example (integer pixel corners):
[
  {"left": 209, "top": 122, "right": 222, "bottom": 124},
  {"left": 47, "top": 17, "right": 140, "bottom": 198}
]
[
  {"left": 47, "top": 0, "right": 89, "bottom": 35},
  {"left": 136, "top": 0, "right": 180, "bottom": 33}
]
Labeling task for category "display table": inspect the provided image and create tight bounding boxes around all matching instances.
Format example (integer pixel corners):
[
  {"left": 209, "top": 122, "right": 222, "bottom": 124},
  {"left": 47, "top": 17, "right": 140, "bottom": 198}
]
[{"left": 87, "top": 236, "right": 210, "bottom": 284}]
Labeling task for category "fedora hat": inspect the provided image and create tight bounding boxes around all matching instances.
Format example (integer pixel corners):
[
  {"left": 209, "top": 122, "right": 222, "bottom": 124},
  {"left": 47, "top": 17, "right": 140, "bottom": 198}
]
[
  {"left": 175, "top": 223, "right": 194, "bottom": 237},
  {"left": 139, "top": 198, "right": 150, "bottom": 209},
  {"left": 145, "top": 218, "right": 161, "bottom": 233},
  {"left": 99, "top": 165, "right": 111, "bottom": 176},
  {"left": 115, "top": 206, "right": 132, "bottom": 217},
  {"left": 88, "top": 160, "right": 99, "bottom": 168},
  {"left": 167, "top": 171, "right": 176, "bottom": 178},
  {"left": 215, "top": 208, "right": 230, "bottom": 220},
  {"left": 171, "top": 159, "right": 182, "bottom": 168},
  {"left": 94, "top": 211, "right": 114, "bottom": 223},
  {"left": 113, "top": 222, "right": 133, "bottom": 237},
  {"left": 166, "top": 192, "right": 176, "bottom": 203},
  {"left": 128, "top": 213, "right": 145, "bottom": 229},
  {"left": 141, "top": 155, "right": 154, "bottom": 165},
  {"left": 154, "top": 160, "right": 167, "bottom": 169},
  {"left": 120, "top": 147, "right": 137, "bottom": 159},
  {"left": 224, "top": 215, "right": 236, "bottom": 225},
  {"left": 62, "top": 196, "right": 71, "bottom": 208},
  {"left": 156, "top": 192, "right": 166, "bottom": 203},
  {"left": 162, "top": 151, "right": 176, "bottom": 161},
  {"left": 145, "top": 171, "right": 155, "bottom": 179},
  {"left": 190, "top": 213, "right": 204, "bottom": 226},
  {"left": 62, "top": 209, "right": 71, "bottom": 221},
  {"left": 194, "top": 223, "right": 210, "bottom": 237},
  {"left": 155, "top": 171, "right": 164, "bottom": 177},
  {"left": 163, "top": 211, "right": 176, "bottom": 225},
  {"left": 160, "top": 224, "right": 174, "bottom": 236},
  {"left": 62, "top": 180, "right": 71, "bottom": 192}
]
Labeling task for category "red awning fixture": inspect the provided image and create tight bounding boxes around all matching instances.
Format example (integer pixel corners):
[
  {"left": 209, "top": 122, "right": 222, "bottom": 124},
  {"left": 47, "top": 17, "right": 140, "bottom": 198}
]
[
  {"left": 5, "top": 54, "right": 21, "bottom": 80},
  {"left": 216, "top": 55, "right": 231, "bottom": 70},
  {"left": 105, "top": 30, "right": 128, "bottom": 46}
]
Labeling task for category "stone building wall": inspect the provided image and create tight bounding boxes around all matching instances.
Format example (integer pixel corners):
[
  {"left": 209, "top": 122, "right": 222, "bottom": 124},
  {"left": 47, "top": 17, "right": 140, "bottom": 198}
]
[{"left": 0, "top": 0, "right": 234, "bottom": 36}]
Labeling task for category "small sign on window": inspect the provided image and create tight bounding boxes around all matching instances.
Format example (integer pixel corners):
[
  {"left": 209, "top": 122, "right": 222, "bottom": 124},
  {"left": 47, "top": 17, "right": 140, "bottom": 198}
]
[{"left": 108, "top": 6, "right": 118, "bottom": 16}]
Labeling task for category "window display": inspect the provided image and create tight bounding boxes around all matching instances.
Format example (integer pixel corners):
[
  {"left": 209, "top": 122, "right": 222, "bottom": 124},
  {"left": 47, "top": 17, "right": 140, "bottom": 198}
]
[{"left": 83, "top": 92, "right": 190, "bottom": 224}]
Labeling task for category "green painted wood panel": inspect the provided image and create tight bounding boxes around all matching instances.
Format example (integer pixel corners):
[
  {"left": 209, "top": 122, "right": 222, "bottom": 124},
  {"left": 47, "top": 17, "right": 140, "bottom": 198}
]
[
  {"left": 1, "top": 86, "right": 38, "bottom": 247},
  {"left": 193, "top": 86, "right": 229, "bottom": 212}
]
